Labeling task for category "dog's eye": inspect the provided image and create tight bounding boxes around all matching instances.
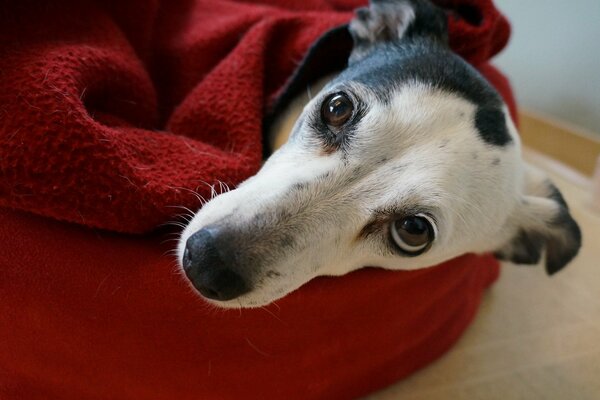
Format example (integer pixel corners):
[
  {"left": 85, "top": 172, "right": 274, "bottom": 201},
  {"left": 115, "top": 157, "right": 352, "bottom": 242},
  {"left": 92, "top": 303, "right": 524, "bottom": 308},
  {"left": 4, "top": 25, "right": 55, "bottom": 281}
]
[
  {"left": 321, "top": 92, "right": 353, "bottom": 128},
  {"left": 390, "top": 215, "right": 435, "bottom": 255}
]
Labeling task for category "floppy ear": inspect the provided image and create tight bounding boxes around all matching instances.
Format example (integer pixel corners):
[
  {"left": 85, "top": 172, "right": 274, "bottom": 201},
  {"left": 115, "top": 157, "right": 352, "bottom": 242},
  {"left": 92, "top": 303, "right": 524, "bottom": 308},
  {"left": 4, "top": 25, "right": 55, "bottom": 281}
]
[
  {"left": 494, "top": 165, "right": 582, "bottom": 275},
  {"left": 348, "top": 0, "right": 448, "bottom": 64}
]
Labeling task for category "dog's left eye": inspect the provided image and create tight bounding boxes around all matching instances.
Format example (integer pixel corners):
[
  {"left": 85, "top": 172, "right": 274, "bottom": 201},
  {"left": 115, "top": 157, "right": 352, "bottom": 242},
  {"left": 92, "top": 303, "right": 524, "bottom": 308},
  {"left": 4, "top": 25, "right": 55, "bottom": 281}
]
[
  {"left": 321, "top": 92, "right": 353, "bottom": 128},
  {"left": 390, "top": 214, "right": 436, "bottom": 255}
]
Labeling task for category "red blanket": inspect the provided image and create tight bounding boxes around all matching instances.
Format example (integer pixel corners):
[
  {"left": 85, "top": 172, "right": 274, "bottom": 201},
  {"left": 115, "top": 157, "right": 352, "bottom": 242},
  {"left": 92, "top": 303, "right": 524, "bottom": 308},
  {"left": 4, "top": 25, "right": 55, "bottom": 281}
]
[
  {"left": 1, "top": 1, "right": 513, "bottom": 399},
  {"left": 0, "top": 0, "right": 513, "bottom": 233},
  {"left": 1, "top": 209, "right": 500, "bottom": 400}
]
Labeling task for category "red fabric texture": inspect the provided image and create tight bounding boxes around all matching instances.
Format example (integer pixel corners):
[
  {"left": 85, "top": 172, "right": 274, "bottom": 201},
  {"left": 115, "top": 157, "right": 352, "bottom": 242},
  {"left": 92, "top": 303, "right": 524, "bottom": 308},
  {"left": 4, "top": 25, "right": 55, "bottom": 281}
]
[
  {"left": 0, "top": 0, "right": 513, "bottom": 398},
  {"left": 0, "top": 0, "right": 513, "bottom": 233},
  {"left": 0, "top": 209, "right": 500, "bottom": 400}
]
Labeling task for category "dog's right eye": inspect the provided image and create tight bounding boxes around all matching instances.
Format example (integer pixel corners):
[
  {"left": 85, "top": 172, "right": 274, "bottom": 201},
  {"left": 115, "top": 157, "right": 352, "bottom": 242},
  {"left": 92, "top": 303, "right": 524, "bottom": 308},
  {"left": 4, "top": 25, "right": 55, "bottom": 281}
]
[
  {"left": 390, "top": 214, "right": 436, "bottom": 256},
  {"left": 321, "top": 92, "right": 353, "bottom": 128}
]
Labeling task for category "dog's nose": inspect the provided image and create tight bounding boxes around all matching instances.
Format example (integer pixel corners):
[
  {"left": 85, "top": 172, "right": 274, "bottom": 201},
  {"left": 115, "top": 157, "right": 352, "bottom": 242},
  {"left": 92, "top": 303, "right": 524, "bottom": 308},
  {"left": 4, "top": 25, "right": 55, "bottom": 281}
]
[{"left": 183, "top": 228, "right": 250, "bottom": 301}]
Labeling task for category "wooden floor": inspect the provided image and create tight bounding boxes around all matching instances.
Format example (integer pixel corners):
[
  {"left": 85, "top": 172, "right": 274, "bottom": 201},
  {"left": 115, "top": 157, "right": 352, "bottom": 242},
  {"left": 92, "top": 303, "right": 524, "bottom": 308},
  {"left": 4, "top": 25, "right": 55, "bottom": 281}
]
[{"left": 368, "top": 150, "right": 600, "bottom": 400}]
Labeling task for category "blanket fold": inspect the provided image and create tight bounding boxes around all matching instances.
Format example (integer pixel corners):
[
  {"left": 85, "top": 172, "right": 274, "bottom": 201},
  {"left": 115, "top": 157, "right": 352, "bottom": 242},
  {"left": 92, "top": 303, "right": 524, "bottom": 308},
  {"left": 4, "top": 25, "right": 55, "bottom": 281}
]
[
  {"left": 0, "top": 0, "right": 512, "bottom": 233},
  {"left": 0, "top": 2, "right": 514, "bottom": 398}
]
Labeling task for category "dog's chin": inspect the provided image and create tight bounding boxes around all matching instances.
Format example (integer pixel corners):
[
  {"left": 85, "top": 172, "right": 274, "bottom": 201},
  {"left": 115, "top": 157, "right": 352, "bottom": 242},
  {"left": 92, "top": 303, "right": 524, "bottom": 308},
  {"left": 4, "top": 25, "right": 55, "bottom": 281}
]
[
  {"left": 194, "top": 291, "right": 286, "bottom": 309},
  {"left": 176, "top": 267, "right": 293, "bottom": 309}
]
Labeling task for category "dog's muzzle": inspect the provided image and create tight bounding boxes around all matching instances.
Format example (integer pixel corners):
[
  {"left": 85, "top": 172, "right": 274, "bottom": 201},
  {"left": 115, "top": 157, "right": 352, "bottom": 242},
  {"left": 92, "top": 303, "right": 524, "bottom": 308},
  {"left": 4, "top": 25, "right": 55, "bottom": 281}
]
[{"left": 182, "top": 228, "right": 251, "bottom": 301}]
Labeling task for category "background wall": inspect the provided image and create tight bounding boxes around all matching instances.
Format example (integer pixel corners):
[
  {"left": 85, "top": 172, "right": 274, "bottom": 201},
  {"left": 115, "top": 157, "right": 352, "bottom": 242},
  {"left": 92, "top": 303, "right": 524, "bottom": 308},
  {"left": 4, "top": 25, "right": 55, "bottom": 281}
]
[{"left": 493, "top": 0, "right": 600, "bottom": 134}]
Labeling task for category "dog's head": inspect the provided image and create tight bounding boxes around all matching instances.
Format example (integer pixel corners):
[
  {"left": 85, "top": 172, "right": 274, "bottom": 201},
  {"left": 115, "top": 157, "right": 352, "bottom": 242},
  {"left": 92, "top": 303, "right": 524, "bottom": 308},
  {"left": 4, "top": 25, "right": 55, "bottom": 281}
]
[{"left": 178, "top": 0, "right": 581, "bottom": 308}]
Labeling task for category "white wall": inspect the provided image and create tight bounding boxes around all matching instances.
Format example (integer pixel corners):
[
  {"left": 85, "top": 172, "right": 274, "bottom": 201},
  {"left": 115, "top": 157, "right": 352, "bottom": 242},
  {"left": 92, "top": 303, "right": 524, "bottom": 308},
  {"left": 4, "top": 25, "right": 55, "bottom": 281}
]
[{"left": 493, "top": 0, "right": 600, "bottom": 134}]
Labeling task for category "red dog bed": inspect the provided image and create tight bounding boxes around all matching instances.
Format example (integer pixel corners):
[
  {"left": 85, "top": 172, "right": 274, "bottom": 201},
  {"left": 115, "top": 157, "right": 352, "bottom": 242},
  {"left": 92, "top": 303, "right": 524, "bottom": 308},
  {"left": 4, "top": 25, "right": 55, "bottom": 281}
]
[{"left": 0, "top": 0, "right": 513, "bottom": 398}]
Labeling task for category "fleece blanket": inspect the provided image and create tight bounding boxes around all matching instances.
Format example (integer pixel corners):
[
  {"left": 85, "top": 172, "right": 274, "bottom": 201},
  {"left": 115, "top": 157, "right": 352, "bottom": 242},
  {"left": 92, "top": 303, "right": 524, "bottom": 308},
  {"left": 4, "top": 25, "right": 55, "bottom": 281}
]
[
  {"left": 0, "top": 0, "right": 513, "bottom": 399},
  {"left": 0, "top": 0, "right": 513, "bottom": 233}
]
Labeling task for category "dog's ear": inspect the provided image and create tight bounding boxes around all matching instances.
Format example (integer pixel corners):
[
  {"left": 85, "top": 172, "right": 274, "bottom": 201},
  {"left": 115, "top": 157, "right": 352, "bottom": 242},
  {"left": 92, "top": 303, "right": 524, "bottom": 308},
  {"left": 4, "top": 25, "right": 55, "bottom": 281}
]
[
  {"left": 494, "top": 165, "right": 582, "bottom": 275},
  {"left": 348, "top": 0, "right": 447, "bottom": 63}
]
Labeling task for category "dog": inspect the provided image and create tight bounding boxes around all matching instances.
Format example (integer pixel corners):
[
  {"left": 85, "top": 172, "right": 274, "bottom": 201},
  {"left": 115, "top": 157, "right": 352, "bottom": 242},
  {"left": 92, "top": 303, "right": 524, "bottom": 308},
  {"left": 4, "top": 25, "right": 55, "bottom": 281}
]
[{"left": 177, "top": 0, "right": 581, "bottom": 308}]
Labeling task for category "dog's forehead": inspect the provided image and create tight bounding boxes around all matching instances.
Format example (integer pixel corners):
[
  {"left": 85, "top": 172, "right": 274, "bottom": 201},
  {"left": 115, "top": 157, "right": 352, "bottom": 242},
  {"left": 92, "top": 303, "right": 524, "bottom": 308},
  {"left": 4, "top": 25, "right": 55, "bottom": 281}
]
[
  {"left": 330, "top": 41, "right": 512, "bottom": 148},
  {"left": 324, "top": 81, "right": 508, "bottom": 176}
]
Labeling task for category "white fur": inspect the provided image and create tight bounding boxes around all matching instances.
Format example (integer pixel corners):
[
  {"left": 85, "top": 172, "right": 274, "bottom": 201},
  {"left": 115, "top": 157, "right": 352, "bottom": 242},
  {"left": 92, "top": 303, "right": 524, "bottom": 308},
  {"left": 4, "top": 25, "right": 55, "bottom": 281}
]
[{"left": 177, "top": 78, "right": 564, "bottom": 308}]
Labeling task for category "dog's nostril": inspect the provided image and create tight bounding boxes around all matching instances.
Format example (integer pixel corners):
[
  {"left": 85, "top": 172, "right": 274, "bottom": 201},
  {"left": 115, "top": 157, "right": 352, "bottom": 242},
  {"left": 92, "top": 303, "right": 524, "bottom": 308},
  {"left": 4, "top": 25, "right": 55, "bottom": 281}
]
[{"left": 183, "top": 228, "right": 251, "bottom": 301}]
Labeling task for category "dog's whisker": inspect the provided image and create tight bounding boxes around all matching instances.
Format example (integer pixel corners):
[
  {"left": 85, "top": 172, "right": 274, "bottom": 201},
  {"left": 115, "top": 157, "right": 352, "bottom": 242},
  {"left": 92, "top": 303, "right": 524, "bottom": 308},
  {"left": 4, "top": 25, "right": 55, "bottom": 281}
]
[
  {"left": 270, "top": 301, "right": 281, "bottom": 312},
  {"left": 260, "top": 306, "right": 285, "bottom": 325},
  {"left": 165, "top": 205, "right": 197, "bottom": 215},
  {"left": 165, "top": 185, "right": 207, "bottom": 205},
  {"left": 245, "top": 338, "right": 271, "bottom": 357},
  {"left": 306, "top": 84, "right": 313, "bottom": 100},
  {"left": 161, "top": 221, "right": 187, "bottom": 229}
]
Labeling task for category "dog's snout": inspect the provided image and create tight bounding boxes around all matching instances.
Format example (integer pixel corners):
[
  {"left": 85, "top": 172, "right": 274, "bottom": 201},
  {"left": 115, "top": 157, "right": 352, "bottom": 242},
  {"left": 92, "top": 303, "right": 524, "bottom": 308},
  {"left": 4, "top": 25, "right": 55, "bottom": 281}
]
[{"left": 183, "top": 228, "right": 250, "bottom": 301}]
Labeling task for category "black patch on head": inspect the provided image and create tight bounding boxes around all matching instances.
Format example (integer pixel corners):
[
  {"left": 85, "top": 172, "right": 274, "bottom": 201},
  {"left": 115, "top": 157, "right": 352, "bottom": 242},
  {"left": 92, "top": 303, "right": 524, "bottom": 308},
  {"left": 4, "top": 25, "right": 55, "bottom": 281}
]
[
  {"left": 332, "top": 38, "right": 513, "bottom": 147},
  {"left": 475, "top": 107, "right": 511, "bottom": 146},
  {"left": 266, "top": 0, "right": 513, "bottom": 156}
]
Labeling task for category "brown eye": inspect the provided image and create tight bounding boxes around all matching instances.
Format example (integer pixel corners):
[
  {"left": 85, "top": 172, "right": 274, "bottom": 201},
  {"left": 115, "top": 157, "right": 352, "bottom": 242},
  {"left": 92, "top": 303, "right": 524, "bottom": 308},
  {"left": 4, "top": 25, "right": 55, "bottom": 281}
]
[
  {"left": 321, "top": 92, "right": 353, "bottom": 128},
  {"left": 390, "top": 214, "right": 436, "bottom": 255}
]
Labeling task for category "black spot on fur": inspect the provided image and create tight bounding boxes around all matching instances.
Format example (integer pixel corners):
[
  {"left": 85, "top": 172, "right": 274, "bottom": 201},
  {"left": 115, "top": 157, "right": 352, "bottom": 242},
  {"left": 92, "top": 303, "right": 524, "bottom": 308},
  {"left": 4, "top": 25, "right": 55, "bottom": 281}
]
[
  {"left": 491, "top": 157, "right": 500, "bottom": 165},
  {"left": 291, "top": 182, "right": 309, "bottom": 192},
  {"left": 277, "top": 234, "right": 295, "bottom": 249},
  {"left": 475, "top": 107, "right": 511, "bottom": 146},
  {"left": 266, "top": 270, "right": 282, "bottom": 278},
  {"left": 317, "top": 171, "right": 334, "bottom": 181}
]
